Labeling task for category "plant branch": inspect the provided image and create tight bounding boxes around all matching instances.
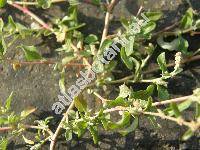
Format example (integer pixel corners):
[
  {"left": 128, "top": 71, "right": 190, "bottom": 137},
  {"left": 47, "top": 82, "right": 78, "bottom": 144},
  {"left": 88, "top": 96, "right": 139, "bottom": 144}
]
[
  {"left": 191, "top": 31, "right": 200, "bottom": 35},
  {"left": 101, "top": 95, "right": 199, "bottom": 130},
  {"left": 152, "top": 21, "right": 180, "bottom": 38},
  {"left": 5, "top": 59, "right": 88, "bottom": 68},
  {"left": 100, "top": 0, "right": 119, "bottom": 46},
  {"left": 7, "top": 2, "right": 86, "bottom": 67},
  {"left": 8, "top": 0, "right": 96, "bottom": 6},
  {"left": 141, "top": 111, "right": 198, "bottom": 130},
  {"left": 108, "top": 54, "right": 200, "bottom": 84},
  {"left": 49, "top": 100, "right": 75, "bottom": 150},
  {"left": 7, "top": 0, "right": 37, "bottom": 5},
  {"left": 93, "top": 92, "right": 110, "bottom": 104},
  {"left": 0, "top": 124, "right": 51, "bottom": 133},
  {"left": 103, "top": 106, "right": 126, "bottom": 113},
  {"left": 102, "top": 95, "right": 193, "bottom": 113},
  {"left": 152, "top": 95, "right": 191, "bottom": 106},
  {"left": 8, "top": 2, "right": 53, "bottom": 31},
  {"left": 0, "top": 127, "right": 13, "bottom": 132}
]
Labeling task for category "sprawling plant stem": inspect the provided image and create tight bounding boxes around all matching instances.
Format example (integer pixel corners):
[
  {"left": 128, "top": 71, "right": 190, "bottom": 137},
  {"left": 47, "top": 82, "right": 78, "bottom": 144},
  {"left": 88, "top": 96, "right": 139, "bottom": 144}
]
[
  {"left": 107, "top": 54, "right": 200, "bottom": 84},
  {"left": 49, "top": 101, "right": 75, "bottom": 150}
]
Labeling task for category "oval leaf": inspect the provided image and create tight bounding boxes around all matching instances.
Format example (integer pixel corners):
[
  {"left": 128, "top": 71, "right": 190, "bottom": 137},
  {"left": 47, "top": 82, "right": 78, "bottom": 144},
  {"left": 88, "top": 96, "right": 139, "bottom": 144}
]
[{"left": 21, "top": 45, "right": 42, "bottom": 61}]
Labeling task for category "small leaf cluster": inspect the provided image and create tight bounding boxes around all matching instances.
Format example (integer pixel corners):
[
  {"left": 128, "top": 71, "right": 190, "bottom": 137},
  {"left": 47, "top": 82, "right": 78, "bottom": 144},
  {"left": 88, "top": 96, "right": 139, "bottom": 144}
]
[{"left": 0, "top": 93, "right": 36, "bottom": 149}]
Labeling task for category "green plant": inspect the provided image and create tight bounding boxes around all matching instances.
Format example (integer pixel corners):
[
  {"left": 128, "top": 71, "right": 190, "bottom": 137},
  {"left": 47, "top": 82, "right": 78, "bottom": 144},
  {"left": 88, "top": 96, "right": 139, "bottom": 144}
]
[
  {"left": 0, "top": 0, "right": 200, "bottom": 149},
  {"left": 0, "top": 92, "right": 38, "bottom": 149}
]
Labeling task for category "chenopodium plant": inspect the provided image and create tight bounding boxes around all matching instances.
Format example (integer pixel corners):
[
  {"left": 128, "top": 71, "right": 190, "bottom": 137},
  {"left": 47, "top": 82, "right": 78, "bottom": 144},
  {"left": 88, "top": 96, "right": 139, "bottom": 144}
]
[
  {"left": 0, "top": 0, "right": 200, "bottom": 148},
  {"left": 59, "top": 10, "right": 200, "bottom": 144}
]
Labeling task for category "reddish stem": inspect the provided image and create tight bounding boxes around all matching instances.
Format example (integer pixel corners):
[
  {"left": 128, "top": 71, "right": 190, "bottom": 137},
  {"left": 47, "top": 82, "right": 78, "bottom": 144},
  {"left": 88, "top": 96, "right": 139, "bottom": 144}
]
[
  {"left": 0, "top": 127, "right": 12, "bottom": 132},
  {"left": 9, "top": 3, "right": 52, "bottom": 31},
  {"left": 9, "top": 60, "right": 88, "bottom": 67}
]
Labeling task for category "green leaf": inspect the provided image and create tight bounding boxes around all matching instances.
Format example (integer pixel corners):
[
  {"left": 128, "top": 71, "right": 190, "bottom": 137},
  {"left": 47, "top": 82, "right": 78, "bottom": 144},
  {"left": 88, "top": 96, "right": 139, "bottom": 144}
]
[
  {"left": 37, "top": 0, "right": 52, "bottom": 9},
  {"left": 0, "top": 118, "right": 8, "bottom": 125},
  {"left": 0, "top": 37, "right": 7, "bottom": 56},
  {"left": 157, "top": 85, "right": 169, "bottom": 100},
  {"left": 61, "top": 6, "right": 78, "bottom": 24},
  {"left": 74, "top": 94, "right": 87, "bottom": 112},
  {"left": 119, "top": 116, "right": 139, "bottom": 136},
  {"left": 165, "top": 100, "right": 192, "bottom": 116},
  {"left": 7, "top": 113, "right": 20, "bottom": 124},
  {"left": 0, "top": 0, "right": 7, "bottom": 8},
  {"left": 132, "top": 85, "right": 155, "bottom": 100},
  {"left": 106, "top": 97, "right": 128, "bottom": 108},
  {"left": 131, "top": 57, "right": 141, "bottom": 79},
  {"left": 142, "top": 21, "right": 156, "bottom": 34},
  {"left": 120, "top": 18, "right": 129, "bottom": 30},
  {"left": 108, "top": 111, "right": 131, "bottom": 130},
  {"left": 99, "top": 112, "right": 110, "bottom": 130},
  {"left": 30, "top": 143, "right": 42, "bottom": 150},
  {"left": 65, "top": 129, "right": 73, "bottom": 141},
  {"left": 145, "top": 43, "right": 155, "bottom": 55},
  {"left": 88, "top": 126, "right": 98, "bottom": 144},
  {"left": 180, "top": 8, "right": 193, "bottom": 29},
  {"left": 125, "top": 36, "right": 134, "bottom": 56},
  {"left": 73, "top": 120, "right": 87, "bottom": 137},
  {"left": 79, "top": 49, "right": 92, "bottom": 57},
  {"left": 5, "top": 92, "right": 13, "bottom": 111},
  {"left": 120, "top": 47, "right": 133, "bottom": 70},
  {"left": 84, "top": 34, "right": 98, "bottom": 44},
  {"left": 157, "top": 36, "right": 190, "bottom": 55},
  {"left": 68, "top": 0, "right": 80, "bottom": 6},
  {"left": 5, "top": 16, "right": 16, "bottom": 34},
  {"left": 92, "top": 58, "right": 104, "bottom": 73},
  {"left": 157, "top": 36, "right": 179, "bottom": 51},
  {"left": 22, "top": 135, "right": 35, "bottom": 145},
  {"left": 143, "top": 12, "right": 163, "bottom": 21},
  {"left": 119, "top": 84, "right": 131, "bottom": 98},
  {"left": 104, "top": 60, "right": 117, "bottom": 72},
  {"left": 20, "top": 107, "right": 36, "bottom": 119},
  {"left": 21, "top": 45, "right": 42, "bottom": 61},
  {"left": 178, "top": 36, "right": 190, "bottom": 55},
  {"left": 59, "top": 69, "right": 65, "bottom": 93},
  {"left": 157, "top": 52, "right": 168, "bottom": 74},
  {"left": 196, "top": 103, "right": 200, "bottom": 119},
  {"left": 170, "top": 103, "right": 181, "bottom": 118},
  {"left": 182, "top": 129, "right": 194, "bottom": 141},
  {"left": 91, "top": 0, "right": 101, "bottom": 5},
  {"left": 144, "top": 97, "right": 153, "bottom": 111},
  {"left": 0, "top": 138, "right": 8, "bottom": 150},
  {"left": 195, "top": 19, "right": 200, "bottom": 29},
  {"left": 62, "top": 55, "right": 75, "bottom": 65},
  {"left": 0, "top": 18, "right": 4, "bottom": 32},
  {"left": 98, "top": 39, "right": 112, "bottom": 55}
]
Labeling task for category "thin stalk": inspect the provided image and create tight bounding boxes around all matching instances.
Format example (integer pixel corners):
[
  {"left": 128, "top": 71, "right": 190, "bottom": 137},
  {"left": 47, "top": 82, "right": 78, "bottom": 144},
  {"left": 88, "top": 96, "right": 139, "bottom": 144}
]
[
  {"left": 0, "top": 124, "right": 52, "bottom": 134},
  {"left": 7, "top": 0, "right": 97, "bottom": 6},
  {"left": 49, "top": 100, "right": 75, "bottom": 150},
  {"left": 5, "top": 59, "right": 88, "bottom": 67},
  {"left": 93, "top": 92, "right": 110, "bottom": 103},
  {"left": 152, "top": 21, "right": 180, "bottom": 38},
  {"left": 142, "top": 111, "right": 199, "bottom": 131},
  {"left": 152, "top": 95, "right": 191, "bottom": 106},
  {"left": 107, "top": 54, "right": 200, "bottom": 84},
  {"left": 8, "top": 3, "right": 53, "bottom": 31},
  {"left": 100, "top": 0, "right": 119, "bottom": 46},
  {"left": 101, "top": 94, "right": 193, "bottom": 113},
  {"left": 7, "top": 1, "right": 38, "bottom": 5}
]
